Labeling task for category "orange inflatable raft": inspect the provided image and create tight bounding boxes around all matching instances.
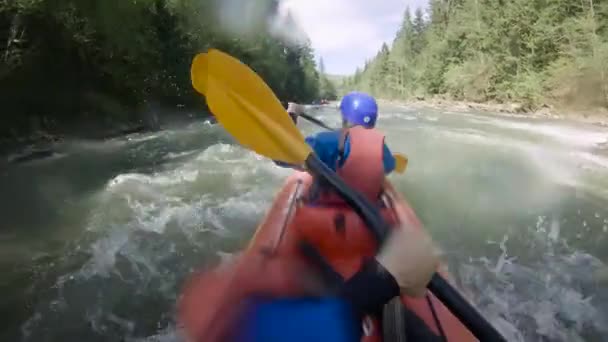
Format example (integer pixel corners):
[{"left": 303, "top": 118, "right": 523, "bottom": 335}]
[
  {"left": 178, "top": 171, "right": 477, "bottom": 342},
  {"left": 243, "top": 171, "right": 476, "bottom": 342}
]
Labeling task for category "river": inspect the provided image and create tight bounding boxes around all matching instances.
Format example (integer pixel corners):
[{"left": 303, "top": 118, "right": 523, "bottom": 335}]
[{"left": 1, "top": 104, "right": 608, "bottom": 342}]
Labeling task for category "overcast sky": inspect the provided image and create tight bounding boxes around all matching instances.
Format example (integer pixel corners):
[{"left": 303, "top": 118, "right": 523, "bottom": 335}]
[{"left": 282, "top": 0, "right": 429, "bottom": 75}]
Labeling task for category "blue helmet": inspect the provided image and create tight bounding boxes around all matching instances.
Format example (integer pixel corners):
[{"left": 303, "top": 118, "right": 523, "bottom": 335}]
[{"left": 339, "top": 92, "right": 378, "bottom": 128}]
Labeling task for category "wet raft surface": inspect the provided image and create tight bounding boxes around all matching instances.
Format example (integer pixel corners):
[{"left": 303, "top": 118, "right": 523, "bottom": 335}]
[{"left": 1, "top": 106, "right": 608, "bottom": 341}]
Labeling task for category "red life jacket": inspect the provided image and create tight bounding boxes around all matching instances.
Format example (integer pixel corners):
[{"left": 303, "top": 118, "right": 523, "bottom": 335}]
[{"left": 314, "top": 125, "right": 386, "bottom": 205}]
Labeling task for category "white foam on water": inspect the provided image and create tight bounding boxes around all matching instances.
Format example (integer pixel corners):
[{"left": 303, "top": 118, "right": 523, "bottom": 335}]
[
  {"left": 458, "top": 217, "right": 608, "bottom": 341},
  {"left": 195, "top": 143, "right": 246, "bottom": 162},
  {"left": 87, "top": 308, "right": 136, "bottom": 338},
  {"left": 84, "top": 229, "right": 131, "bottom": 278},
  {"left": 476, "top": 118, "right": 608, "bottom": 148},
  {"left": 108, "top": 170, "right": 200, "bottom": 189},
  {"left": 20, "top": 137, "right": 289, "bottom": 337},
  {"left": 436, "top": 127, "right": 504, "bottom": 147},
  {"left": 17, "top": 110, "right": 608, "bottom": 341},
  {"left": 426, "top": 124, "right": 608, "bottom": 198},
  {"left": 127, "top": 325, "right": 181, "bottom": 342},
  {"left": 125, "top": 134, "right": 160, "bottom": 143},
  {"left": 572, "top": 151, "right": 608, "bottom": 169},
  {"left": 163, "top": 150, "right": 199, "bottom": 161},
  {"left": 215, "top": 191, "right": 269, "bottom": 217},
  {"left": 377, "top": 112, "right": 416, "bottom": 120}
]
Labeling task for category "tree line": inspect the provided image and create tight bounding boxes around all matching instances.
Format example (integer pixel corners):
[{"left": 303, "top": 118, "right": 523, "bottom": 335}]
[
  {"left": 341, "top": 0, "right": 608, "bottom": 112},
  {"left": 318, "top": 57, "right": 338, "bottom": 101},
  {"left": 0, "top": 0, "right": 327, "bottom": 143}
]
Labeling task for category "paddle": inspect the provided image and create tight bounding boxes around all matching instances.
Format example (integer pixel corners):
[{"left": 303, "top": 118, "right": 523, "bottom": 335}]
[
  {"left": 191, "top": 52, "right": 208, "bottom": 94},
  {"left": 192, "top": 49, "right": 506, "bottom": 342},
  {"left": 193, "top": 54, "right": 407, "bottom": 174},
  {"left": 296, "top": 112, "right": 408, "bottom": 174}
]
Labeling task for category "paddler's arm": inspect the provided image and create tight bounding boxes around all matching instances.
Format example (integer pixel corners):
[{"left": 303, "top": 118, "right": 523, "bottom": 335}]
[
  {"left": 337, "top": 258, "right": 400, "bottom": 315},
  {"left": 272, "top": 135, "right": 318, "bottom": 171},
  {"left": 339, "top": 227, "right": 438, "bottom": 315},
  {"left": 286, "top": 102, "right": 303, "bottom": 125}
]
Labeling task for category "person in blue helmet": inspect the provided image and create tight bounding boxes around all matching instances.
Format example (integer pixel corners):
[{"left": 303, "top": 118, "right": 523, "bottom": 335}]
[
  {"left": 313, "top": 91, "right": 394, "bottom": 171},
  {"left": 276, "top": 92, "right": 396, "bottom": 203}
]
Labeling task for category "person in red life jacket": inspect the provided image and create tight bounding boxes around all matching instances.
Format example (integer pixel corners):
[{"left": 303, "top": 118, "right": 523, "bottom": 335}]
[
  {"left": 276, "top": 92, "right": 396, "bottom": 204},
  {"left": 177, "top": 224, "right": 440, "bottom": 342}
]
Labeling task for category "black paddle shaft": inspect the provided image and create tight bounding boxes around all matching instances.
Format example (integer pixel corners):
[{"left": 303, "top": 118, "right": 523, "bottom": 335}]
[
  {"left": 304, "top": 155, "right": 506, "bottom": 342},
  {"left": 298, "top": 113, "right": 335, "bottom": 131}
]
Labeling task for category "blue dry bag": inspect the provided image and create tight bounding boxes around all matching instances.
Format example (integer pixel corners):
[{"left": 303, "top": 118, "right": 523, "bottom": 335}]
[{"left": 234, "top": 297, "right": 361, "bottom": 342}]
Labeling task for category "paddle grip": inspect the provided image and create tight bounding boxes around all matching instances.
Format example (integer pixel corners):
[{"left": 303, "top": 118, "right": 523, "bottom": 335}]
[{"left": 304, "top": 155, "right": 506, "bottom": 342}]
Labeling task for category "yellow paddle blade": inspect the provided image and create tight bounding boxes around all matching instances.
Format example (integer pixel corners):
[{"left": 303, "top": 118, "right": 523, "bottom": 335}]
[
  {"left": 191, "top": 53, "right": 208, "bottom": 95},
  {"left": 202, "top": 49, "right": 312, "bottom": 164},
  {"left": 394, "top": 153, "right": 408, "bottom": 173}
]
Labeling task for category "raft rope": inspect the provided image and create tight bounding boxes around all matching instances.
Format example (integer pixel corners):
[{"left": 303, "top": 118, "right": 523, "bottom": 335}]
[
  {"left": 271, "top": 180, "right": 303, "bottom": 253},
  {"left": 425, "top": 293, "right": 448, "bottom": 342}
]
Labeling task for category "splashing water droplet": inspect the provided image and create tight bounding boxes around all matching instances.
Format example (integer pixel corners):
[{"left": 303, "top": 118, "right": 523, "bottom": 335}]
[{"left": 549, "top": 217, "right": 560, "bottom": 242}]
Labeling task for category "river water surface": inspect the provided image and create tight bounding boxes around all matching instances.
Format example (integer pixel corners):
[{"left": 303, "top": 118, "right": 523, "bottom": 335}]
[{"left": 1, "top": 105, "right": 608, "bottom": 341}]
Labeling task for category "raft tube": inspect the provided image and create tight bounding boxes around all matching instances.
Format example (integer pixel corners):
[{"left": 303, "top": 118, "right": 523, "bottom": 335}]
[{"left": 246, "top": 171, "right": 476, "bottom": 342}]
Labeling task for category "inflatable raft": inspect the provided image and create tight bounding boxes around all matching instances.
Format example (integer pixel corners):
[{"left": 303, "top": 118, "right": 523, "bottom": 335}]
[
  {"left": 178, "top": 171, "right": 477, "bottom": 341},
  {"left": 244, "top": 171, "right": 476, "bottom": 341}
]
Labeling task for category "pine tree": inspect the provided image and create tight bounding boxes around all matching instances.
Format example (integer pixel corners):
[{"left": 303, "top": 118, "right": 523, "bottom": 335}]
[{"left": 343, "top": 0, "right": 608, "bottom": 110}]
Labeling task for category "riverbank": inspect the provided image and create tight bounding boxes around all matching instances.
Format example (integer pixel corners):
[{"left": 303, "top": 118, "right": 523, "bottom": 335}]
[
  {"left": 1, "top": 109, "right": 214, "bottom": 165},
  {"left": 378, "top": 97, "right": 608, "bottom": 127}
]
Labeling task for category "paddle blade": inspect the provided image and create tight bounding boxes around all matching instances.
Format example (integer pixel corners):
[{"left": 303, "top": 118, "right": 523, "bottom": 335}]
[
  {"left": 394, "top": 154, "right": 408, "bottom": 173},
  {"left": 191, "top": 53, "right": 208, "bottom": 95},
  {"left": 202, "top": 49, "right": 312, "bottom": 165}
]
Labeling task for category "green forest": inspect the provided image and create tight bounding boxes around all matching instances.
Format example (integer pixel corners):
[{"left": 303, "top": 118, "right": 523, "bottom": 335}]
[
  {"left": 341, "top": 0, "right": 608, "bottom": 112},
  {"left": 0, "top": 0, "right": 336, "bottom": 147}
]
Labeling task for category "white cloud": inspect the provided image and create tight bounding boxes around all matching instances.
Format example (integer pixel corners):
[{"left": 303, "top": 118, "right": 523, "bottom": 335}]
[
  {"left": 282, "top": 0, "right": 428, "bottom": 75},
  {"left": 282, "top": 1, "right": 379, "bottom": 53}
]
